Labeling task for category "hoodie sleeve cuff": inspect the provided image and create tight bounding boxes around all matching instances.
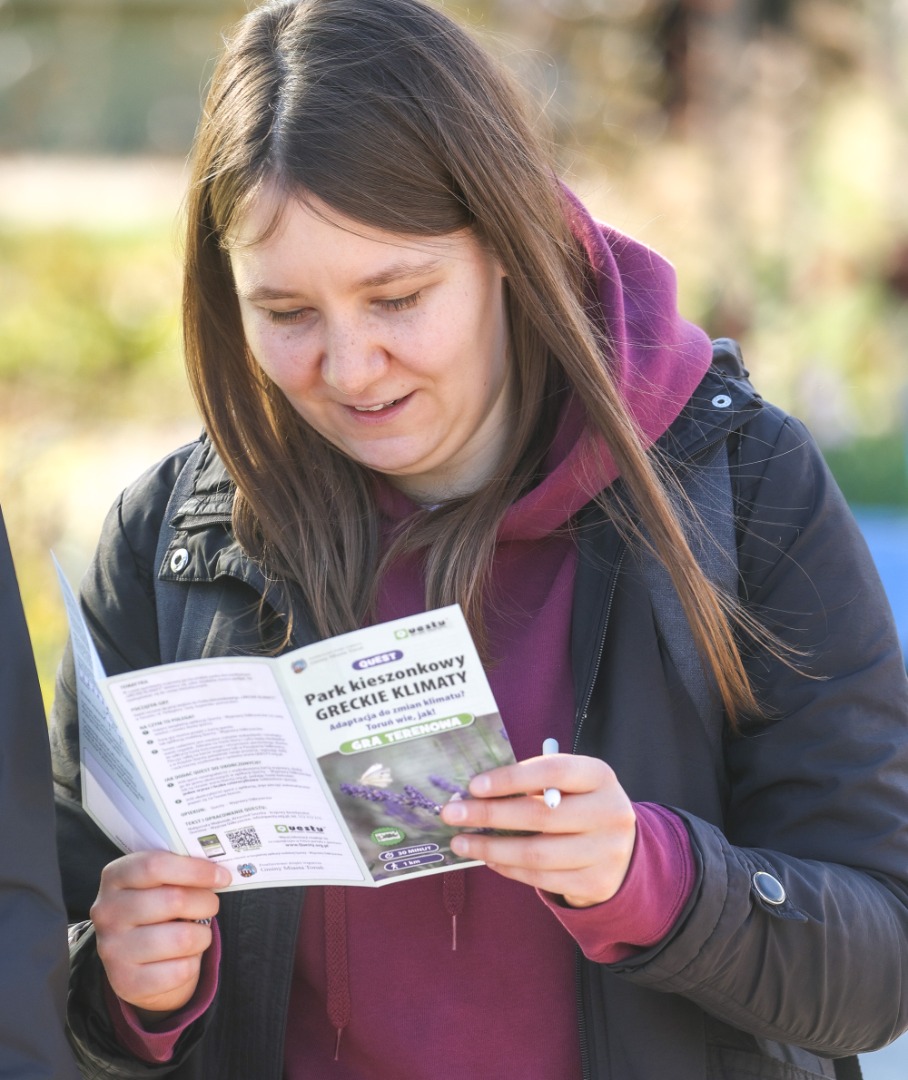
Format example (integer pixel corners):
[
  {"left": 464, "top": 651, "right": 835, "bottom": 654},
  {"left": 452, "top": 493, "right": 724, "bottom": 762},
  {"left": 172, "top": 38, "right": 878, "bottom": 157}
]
[
  {"left": 104, "top": 919, "right": 222, "bottom": 1063},
  {"left": 538, "top": 802, "right": 695, "bottom": 964}
]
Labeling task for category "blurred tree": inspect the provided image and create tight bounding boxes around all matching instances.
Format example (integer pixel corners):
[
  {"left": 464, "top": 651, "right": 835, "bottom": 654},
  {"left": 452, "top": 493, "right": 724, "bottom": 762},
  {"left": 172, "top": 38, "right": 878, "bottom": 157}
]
[{"left": 0, "top": 0, "right": 245, "bottom": 155}]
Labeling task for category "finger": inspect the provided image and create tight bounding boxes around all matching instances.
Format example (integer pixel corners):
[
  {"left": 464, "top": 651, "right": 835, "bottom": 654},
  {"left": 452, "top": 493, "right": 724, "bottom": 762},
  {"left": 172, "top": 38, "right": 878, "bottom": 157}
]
[
  {"left": 440, "top": 791, "right": 571, "bottom": 833},
  {"left": 442, "top": 783, "right": 633, "bottom": 835},
  {"left": 455, "top": 830, "right": 636, "bottom": 907},
  {"left": 450, "top": 826, "right": 618, "bottom": 871},
  {"left": 100, "top": 851, "right": 231, "bottom": 893},
  {"left": 468, "top": 755, "right": 615, "bottom": 800},
  {"left": 91, "top": 881, "right": 221, "bottom": 933},
  {"left": 98, "top": 919, "right": 214, "bottom": 969}
]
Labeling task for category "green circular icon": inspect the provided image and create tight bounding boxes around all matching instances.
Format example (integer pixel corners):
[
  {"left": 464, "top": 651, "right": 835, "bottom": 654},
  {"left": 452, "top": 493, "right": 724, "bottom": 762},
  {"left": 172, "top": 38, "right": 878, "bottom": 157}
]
[{"left": 371, "top": 826, "right": 406, "bottom": 845}]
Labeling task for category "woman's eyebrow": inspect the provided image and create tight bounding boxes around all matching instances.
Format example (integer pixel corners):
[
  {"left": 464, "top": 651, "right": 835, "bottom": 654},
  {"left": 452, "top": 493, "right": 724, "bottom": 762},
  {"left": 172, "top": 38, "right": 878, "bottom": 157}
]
[
  {"left": 355, "top": 257, "right": 443, "bottom": 289},
  {"left": 238, "top": 258, "right": 444, "bottom": 303},
  {"left": 238, "top": 284, "right": 302, "bottom": 302}
]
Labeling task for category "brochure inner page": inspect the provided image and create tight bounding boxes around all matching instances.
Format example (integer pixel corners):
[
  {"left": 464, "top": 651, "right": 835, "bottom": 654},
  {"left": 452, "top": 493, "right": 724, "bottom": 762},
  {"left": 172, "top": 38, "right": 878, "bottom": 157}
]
[{"left": 104, "top": 658, "right": 368, "bottom": 890}]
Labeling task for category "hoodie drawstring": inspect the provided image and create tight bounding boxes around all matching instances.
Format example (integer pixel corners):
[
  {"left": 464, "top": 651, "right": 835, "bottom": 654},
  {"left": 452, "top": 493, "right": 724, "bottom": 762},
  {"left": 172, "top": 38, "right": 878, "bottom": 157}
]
[
  {"left": 443, "top": 870, "right": 466, "bottom": 951},
  {"left": 324, "top": 886, "right": 351, "bottom": 1060}
]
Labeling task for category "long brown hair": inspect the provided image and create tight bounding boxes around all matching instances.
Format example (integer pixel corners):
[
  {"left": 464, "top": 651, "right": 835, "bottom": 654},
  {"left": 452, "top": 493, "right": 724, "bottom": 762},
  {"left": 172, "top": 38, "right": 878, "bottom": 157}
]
[{"left": 183, "top": 0, "right": 761, "bottom": 719}]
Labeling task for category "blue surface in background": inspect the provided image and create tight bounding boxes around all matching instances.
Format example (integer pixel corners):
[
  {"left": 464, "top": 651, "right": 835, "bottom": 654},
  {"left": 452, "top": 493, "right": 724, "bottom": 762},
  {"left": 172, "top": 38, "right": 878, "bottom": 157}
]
[
  {"left": 853, "top": 509, "right": 908, "bottom": 655},
  {"left": 847, "top": 509, "right": 907, "bottom": 1077}
]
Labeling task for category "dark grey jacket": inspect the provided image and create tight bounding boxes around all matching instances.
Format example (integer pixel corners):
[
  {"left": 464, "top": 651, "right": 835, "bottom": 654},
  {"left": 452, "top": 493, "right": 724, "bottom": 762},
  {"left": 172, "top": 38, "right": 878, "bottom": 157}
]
[
  {"left": 52, "top": 368, "right": 908, "bottom": 1080},
  {"left": 0, "top": 508, "right": 81, "bottom": 1080}
]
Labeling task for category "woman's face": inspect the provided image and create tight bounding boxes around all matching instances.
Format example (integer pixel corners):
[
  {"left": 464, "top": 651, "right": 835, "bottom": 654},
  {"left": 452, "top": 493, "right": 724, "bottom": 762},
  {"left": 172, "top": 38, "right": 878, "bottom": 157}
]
[{"left": 230, "top": 190, "right": 513, "bottom": 503}]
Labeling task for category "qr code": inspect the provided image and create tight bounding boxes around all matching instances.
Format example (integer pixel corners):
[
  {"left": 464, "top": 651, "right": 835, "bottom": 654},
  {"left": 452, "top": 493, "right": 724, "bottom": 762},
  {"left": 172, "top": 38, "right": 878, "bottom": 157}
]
[{"left": 226, "top": 826, "right": 262, "bottom": 852}]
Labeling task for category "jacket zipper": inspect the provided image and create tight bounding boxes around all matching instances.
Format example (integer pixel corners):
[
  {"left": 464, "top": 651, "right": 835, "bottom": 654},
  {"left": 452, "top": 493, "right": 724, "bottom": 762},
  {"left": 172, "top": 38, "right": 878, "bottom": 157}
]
[
  {"left": 571, "top": 424, "right": 736, "bottom": 1077},
  {"left": 573, "top": 542, "right": 625, "bottom": 1080},
  {"left": 573, "top": 544, "right": 626, "bottom": 753}
]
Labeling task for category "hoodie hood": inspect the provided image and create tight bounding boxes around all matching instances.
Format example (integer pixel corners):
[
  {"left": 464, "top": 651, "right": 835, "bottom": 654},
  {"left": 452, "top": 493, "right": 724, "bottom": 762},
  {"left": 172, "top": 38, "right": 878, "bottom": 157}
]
[
  {"left": 496, "top": 188, "right": 713, "bottom": 542},
  {"left": 562, "top": 185, "right": 713, "bottom": 444}
]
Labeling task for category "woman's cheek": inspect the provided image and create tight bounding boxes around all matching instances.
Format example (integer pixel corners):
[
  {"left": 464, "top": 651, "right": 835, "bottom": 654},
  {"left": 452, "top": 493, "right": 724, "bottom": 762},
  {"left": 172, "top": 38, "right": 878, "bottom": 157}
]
[{"left": 248, "top": 332, "right": 316, "bottom": 390}]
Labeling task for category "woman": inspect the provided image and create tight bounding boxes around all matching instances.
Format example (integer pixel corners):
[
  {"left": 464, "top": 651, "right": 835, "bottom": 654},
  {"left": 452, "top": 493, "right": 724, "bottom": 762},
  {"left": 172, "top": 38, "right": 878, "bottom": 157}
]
[{"left": 52, "top": 0, "right": 908, "bottom": 1077}]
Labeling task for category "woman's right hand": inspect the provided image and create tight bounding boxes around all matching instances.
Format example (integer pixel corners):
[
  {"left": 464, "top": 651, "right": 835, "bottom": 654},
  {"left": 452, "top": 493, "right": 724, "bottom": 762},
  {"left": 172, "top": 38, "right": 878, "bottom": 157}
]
[{"left": 91, "top": 851, "right": 231, "bottom": 1022}]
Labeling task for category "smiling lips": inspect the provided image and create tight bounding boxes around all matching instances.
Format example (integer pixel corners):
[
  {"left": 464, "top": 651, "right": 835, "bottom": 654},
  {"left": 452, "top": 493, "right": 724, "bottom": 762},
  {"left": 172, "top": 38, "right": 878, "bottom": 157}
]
[{"left": 353, "top": 399, "right": 399, "bottom": 412}]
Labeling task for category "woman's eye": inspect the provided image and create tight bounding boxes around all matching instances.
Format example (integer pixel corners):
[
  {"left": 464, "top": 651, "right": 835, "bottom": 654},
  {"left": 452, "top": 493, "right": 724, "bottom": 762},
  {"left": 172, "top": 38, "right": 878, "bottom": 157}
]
[
  {"left": 267, "top": 308, "right": 310, "bottom": 325},
  {"left": 378, "top": 292, "right": 421, "bottom": 312}
]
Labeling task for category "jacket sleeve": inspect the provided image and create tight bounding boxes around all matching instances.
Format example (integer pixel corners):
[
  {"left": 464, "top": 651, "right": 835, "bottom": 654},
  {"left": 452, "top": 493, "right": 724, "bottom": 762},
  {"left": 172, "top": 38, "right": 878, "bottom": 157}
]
[
  {"left": 0, "top": 508, "right": 81, "bottom": 1079},
  {"left": 66, "top": 921, "right": 211, "bottom": 1079},
  {"left": 608, "top": 408, "right": 908, "bottom": 1056}
]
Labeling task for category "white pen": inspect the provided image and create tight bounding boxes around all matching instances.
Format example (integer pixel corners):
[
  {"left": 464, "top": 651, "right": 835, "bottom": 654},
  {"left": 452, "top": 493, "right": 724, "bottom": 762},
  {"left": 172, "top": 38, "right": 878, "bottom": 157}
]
[{"left": 542, "top": 737, "right": 561, "bottom": 808}]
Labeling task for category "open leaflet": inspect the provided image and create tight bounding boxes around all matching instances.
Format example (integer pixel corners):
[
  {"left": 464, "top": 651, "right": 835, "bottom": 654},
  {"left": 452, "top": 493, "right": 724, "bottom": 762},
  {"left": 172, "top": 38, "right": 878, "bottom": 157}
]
[{"left": 56, "top": 562, "right": 515, "bottom": 891}]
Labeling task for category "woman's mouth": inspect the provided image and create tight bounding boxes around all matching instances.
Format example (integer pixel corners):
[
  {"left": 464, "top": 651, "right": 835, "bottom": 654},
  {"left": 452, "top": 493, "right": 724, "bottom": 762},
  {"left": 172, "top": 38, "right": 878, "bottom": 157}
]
[{"left": 353, "top": 399, "right": 399, "bottom": 413}]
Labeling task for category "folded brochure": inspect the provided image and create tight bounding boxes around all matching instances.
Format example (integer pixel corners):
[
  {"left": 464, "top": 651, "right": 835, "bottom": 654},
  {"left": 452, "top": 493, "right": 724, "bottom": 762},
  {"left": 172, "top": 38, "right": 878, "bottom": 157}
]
[{"left": 56, "top": 560, "right": 515, "bottom": 891}]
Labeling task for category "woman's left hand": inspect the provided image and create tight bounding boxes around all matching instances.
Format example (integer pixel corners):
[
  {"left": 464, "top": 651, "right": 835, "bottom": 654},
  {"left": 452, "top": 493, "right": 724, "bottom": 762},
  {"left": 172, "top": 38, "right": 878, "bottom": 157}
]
[{"left": 439, "top": 752, "right": 636, "bottom": 909}]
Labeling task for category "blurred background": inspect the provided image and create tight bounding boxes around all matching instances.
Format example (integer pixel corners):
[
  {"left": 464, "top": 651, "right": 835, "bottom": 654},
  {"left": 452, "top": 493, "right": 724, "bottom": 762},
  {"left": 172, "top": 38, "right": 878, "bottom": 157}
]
[
  {"left": 4, "top": 0, "right": 907, "bottom": 682},
  {"left": 1, "top": 0, "right": 907, "bottom": 1051},
  {"left": 0, "top": 0, "right": 906, "bottom": 1070},
  {"left": 3, "top": 7, "right": 907, "bottom": 653}
]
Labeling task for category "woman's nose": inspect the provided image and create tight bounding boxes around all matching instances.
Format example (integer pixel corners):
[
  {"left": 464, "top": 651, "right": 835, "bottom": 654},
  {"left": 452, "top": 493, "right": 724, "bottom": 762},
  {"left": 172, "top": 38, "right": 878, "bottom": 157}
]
[{"left": 321, "top": 322, "right": 389, "bottom": 396}]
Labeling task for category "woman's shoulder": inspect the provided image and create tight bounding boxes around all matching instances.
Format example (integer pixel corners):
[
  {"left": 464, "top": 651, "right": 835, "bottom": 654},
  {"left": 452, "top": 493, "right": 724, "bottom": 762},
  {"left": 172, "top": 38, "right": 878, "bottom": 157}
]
[
  {"left": 100, "top": 434, "right": 233, "bottom": 565},
  {"left": 679, "top": 353, "right": 823, "bottom": 473},
  {"left": 661, "top": 357, "right": 764, "bottom": 461},
  {"left": 670, "top": 360, "right": 842, "bottom": 544},
  {"left": 118, "top": 434, "right": 230, "bottom": 520}
]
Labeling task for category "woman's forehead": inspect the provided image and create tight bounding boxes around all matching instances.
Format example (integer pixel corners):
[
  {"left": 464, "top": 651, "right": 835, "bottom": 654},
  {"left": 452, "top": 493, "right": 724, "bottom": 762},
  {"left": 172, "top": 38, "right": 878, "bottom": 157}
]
[{"left": 229, "top": 185, "right": 479, "bottom": 271}]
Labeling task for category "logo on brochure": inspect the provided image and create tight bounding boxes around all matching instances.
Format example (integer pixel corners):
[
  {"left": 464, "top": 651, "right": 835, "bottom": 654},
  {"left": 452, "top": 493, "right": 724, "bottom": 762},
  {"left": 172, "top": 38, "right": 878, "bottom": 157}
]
[
  {"left": 371, "top": 826, "right": 406, "bottom": 846},
  {"left": 291, "top": 659, "right": 307, "bottom": 674},
  {"left": 393, "top": 617, "right": 448, "bottom": 641},
  {"left": 237, "top": 863, "right": 258, "bottom": 878}
]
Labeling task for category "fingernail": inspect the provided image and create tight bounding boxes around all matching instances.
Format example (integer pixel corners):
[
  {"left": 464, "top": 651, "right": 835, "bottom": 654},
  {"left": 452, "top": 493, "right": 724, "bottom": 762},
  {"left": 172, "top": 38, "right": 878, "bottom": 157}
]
[
  {"left": 443, "top": 801, "right": 468, "bottom": 824},
  {"left": 215, "top": 866, "right": 232, "bottom": 887},
  {"left": 471, "top": 774, "right": 491, "bottom": 795},
  {"left": 450, "top": 836, "right": 469, "bottom": 857}
]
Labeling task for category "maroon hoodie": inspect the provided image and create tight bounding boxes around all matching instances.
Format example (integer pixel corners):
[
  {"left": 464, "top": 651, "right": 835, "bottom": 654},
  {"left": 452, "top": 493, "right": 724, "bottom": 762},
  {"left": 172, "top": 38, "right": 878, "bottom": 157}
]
[{"left": 109, "top": 194, "right": 712, "bottom": 1077}]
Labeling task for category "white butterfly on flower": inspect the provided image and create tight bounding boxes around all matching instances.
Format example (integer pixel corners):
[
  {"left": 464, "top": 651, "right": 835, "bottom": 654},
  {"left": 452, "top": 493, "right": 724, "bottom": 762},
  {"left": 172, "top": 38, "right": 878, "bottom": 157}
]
[{"left": 358, "top": 762, "right": 393, "bottom": 787}]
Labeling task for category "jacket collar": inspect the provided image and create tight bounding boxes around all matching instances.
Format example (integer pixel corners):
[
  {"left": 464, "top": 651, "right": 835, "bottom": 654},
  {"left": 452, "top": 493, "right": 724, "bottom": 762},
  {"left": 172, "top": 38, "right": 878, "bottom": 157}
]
[
  {"left": 656, "top": 366, "right": 762, "bottom": 466},
  {"left": 158, "top": 437, "right": 260, "bottom": 591}
]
